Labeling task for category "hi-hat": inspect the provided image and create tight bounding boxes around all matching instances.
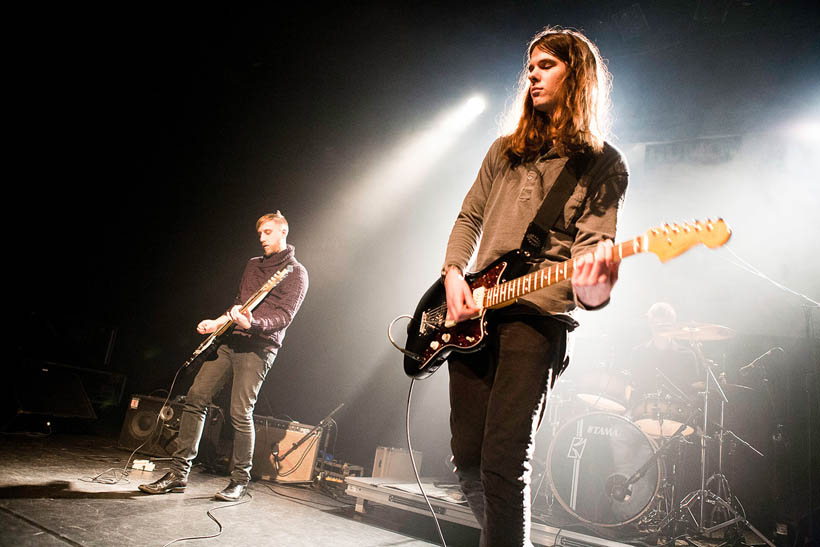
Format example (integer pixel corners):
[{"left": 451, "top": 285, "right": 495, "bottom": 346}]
[{"left": 659, "top": 321, "right": 735, "bottom": 341}]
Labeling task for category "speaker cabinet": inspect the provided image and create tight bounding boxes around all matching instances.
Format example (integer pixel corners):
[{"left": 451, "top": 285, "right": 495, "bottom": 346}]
[
  {"left": 12, "top": 365, "right": 96, "bottom": 419},
  {"left": 252, "top": 415, "right": 322, "bottom": 484},
  {"left": 118, "top": 394, "right": 223, "bottom": 460}
]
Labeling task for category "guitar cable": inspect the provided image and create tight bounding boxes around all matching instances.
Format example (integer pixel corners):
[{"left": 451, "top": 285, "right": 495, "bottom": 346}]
[
  {"left": 83, "top": 363, "right": 187, "bottom": 485},
  {"left": 405, "top": 378, "right": 448, "bottom": 547},
  {"left": 388, "top": 315, "right": 423, "bottom": 361}
]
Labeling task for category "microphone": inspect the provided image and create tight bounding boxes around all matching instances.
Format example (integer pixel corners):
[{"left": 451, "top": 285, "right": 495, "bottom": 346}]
[
  {"left": 269, "top": 448, "right": 280, "bottom": 471},
  {"left": 605, "top": 474, "right": 632, "bottom": 502},
  {"left": 738, "top": 347, "right": 784, "bottom": 376}
]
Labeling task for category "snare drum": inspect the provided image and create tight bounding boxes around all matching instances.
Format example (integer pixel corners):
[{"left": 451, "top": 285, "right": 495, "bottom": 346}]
[{"left": 630, "top": 393, "right": 694, "bottom": 437}]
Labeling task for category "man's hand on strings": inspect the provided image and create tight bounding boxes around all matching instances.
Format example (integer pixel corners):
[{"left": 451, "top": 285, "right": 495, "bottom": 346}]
[
  {"left": 572, "top": 239, "right": 620, "bottom": 308},
  {"left": 444, "top": 267, "right": 480, "bottom": 325},
  {"left": 228, "top": 305, "right": 253, "bottom": 329}
]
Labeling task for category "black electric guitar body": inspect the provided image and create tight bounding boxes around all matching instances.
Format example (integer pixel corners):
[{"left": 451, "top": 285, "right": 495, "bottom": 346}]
[{"left": 404, "top": 250, "right": 536, "bottom": 379}]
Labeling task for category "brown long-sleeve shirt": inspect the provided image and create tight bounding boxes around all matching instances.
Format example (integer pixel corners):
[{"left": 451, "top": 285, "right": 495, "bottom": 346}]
[{"left": 443, "top": 137, "right": 628, "bottom": 317}]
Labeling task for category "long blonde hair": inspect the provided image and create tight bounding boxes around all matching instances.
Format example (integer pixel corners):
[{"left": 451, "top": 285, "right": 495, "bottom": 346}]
[{"left": 504, "top": 27, "right": 612, "bottom": 163}]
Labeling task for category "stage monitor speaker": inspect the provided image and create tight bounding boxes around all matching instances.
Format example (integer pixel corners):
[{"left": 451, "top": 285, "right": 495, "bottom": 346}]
[
  {"left": 118, "top": 394, "right": 223, "bottom": 460},
  {"left": 252, "top": 415, "right": 322, "bottom": 484}
]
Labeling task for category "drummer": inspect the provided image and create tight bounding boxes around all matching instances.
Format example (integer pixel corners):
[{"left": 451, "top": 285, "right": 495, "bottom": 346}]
[{"left": 630, "top": 302, "right": 699, "bottom": 401}]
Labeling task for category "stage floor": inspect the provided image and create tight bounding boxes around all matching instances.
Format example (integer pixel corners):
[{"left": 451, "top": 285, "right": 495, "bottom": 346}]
[
  {"left": 0, "top": 432, "right": 479, "bottom": 547},
  {"left": 0, "top": 430, "right": 783, "bottom": 547}
]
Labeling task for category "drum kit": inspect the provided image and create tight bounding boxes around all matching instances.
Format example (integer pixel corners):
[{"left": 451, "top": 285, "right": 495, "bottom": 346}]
[{"left": 534, "top": 321, "right": 775, "bottom": 546}]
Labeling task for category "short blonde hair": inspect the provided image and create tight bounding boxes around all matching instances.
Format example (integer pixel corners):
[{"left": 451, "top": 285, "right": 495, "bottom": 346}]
[{"left": 256, "top": 211, "right": 288, "bottom": 233}]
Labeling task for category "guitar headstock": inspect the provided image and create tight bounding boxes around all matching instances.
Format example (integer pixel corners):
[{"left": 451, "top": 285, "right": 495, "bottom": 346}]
[
  {"left": 264, "top": 266, "right": 292, "bottom": 289},
  {"left": 645, "top": 218, "right": 731, "bottom": 262}
]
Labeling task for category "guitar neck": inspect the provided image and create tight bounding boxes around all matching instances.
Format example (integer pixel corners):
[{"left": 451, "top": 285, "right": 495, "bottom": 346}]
[
  {"left": 485, "top": 235, "right": 647, "bottom": 310},
  {"left": 211, "top": 279, "right": 273, "bottom": 337},
  {"left": 184, "top": 267, "right": 291, "bottom": 366}
]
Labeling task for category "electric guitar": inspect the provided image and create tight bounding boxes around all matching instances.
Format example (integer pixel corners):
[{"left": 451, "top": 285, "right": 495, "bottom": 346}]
[
  {"left": 183, "top": 265, "right": 292, "bottom": 367},
  {"left": 402, "top": 219, "right": 731, "bottom": 379}
]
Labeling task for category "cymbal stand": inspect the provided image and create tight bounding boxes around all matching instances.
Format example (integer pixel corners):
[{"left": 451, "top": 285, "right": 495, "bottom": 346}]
[
  {"left": 677, "top": 362, "right": 774, "bottom": 546},
  {"left": 706, "top": 372, "right": 736, "bottom": 529}
]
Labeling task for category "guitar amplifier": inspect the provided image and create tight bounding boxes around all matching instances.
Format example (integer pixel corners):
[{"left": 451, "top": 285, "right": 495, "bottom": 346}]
[
  {"left": 118, "top": 394, "right": 224, "bottom": 460},
  {"left": 373, "top": 446, "right": 423, "bottom": 481},
  {"left": 251, "top": 415, "right": 322, "bottom": 484}
]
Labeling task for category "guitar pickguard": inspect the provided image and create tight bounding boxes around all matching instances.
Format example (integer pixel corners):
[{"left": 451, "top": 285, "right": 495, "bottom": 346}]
[{"left": 404, "top": 260, "right": 510, "bottom": 378}]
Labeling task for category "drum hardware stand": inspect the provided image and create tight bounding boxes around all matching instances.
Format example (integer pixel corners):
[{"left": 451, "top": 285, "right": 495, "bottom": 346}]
[
  {"left": 672, "top": 364, "right": 774, "bottom": 546},
  {"left": 532, "top": 390, "right": 567, "bottom": 514},
  {"left": 706, "top": 380, "right": 765, "bottom": 532},
  {"left": 648, "top": 368, "right": 698, "bottom": 517}
]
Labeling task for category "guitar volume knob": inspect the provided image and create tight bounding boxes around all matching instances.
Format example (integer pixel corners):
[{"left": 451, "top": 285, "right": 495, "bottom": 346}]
[
  {"left": 442, "top": 334, "right": 451, "bottom": 343},
  {"left": 430, "top": 341, "right": 440, "bottom": 350}
]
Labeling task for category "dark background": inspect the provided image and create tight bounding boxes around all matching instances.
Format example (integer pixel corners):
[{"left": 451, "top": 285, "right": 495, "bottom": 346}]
[{"left": 9, "top": 0, "right": 820, "bottom": 534}]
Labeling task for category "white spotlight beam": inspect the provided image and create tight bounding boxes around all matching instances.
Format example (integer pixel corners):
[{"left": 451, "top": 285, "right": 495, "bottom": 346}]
[
  {"left": 301, "top": 94, "right": 487, "bottom": 267},
  {"left": 337, "top": 95, "right": 486, "bottom": 231}
]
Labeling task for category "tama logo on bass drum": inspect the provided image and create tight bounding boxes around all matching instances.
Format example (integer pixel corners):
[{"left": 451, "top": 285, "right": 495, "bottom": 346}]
[{"left": 585, "top": 425, "right": 621, "bottom": 437}]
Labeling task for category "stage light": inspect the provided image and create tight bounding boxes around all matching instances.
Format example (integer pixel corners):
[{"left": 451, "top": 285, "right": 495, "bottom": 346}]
[
  {"left": 790, "top": 120, "right": 820, "bottom": 143},
  {"left": 438, "top": 95, "right": 486, "bottom": 134}
]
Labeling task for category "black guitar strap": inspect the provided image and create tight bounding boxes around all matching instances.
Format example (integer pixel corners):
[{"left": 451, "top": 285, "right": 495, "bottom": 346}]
[{"left": 519, "top": 152, "right": 592, "bottom": 257}]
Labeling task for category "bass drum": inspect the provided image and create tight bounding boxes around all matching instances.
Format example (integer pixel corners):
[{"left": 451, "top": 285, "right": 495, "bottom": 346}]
[{"left": 547, "top": 412, "right": 661, "bottom": 527}]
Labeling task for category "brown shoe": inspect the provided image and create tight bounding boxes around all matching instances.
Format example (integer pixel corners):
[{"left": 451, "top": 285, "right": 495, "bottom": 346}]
[{"left": 138, "top": 471, "right": 188, "bottom": 494}]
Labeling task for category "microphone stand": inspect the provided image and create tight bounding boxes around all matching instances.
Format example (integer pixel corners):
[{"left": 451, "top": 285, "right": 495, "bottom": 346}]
[
  {"left": 270, "top": 403, "right": 344, "bottom": 478},
  {"left": 610, "top": 421, "right": 690, "bottom": 503}
]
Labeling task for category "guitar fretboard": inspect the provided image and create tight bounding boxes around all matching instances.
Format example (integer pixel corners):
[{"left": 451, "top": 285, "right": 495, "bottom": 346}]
[{"left": 484, "top": 235, "right": 647, "bottom": 309}]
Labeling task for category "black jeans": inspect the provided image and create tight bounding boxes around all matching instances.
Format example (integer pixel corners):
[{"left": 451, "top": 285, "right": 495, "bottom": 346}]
[
  {"left": 171, "top": 338, "right": 275, "bottom": 484},
  {"left": 448, "top": 314, "right": 567, "bottom": 547}
]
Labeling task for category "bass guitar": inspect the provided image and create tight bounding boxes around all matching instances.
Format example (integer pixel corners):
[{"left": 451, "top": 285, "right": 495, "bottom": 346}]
[
  {"left": 183, "top": 265, "right": 292, "bottom": 367},
  {"left": 402, "top": 219, "right": 731, "bottom": 379}
]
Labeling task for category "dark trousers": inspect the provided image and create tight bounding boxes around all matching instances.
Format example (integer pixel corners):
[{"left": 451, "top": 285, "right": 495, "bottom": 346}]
[
  {"left": 448, "top": 315, "right": 567, "bottom": 547},
  {"left": 171, "top": 339, "right": 275, "bottom": 484}
]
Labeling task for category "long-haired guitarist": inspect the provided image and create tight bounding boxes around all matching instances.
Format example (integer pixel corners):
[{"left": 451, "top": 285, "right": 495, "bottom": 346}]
[
  {"left": 139, "top": 211, "right": 308, "bottom": 501},
  {"left": 441, "top": 28, "right": 628, "bottom": 546}
]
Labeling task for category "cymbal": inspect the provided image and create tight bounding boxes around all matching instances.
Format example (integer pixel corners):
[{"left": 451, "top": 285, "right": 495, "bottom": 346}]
[{"left": 658, "top": 321, "right": 735, "bottom": 341}]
